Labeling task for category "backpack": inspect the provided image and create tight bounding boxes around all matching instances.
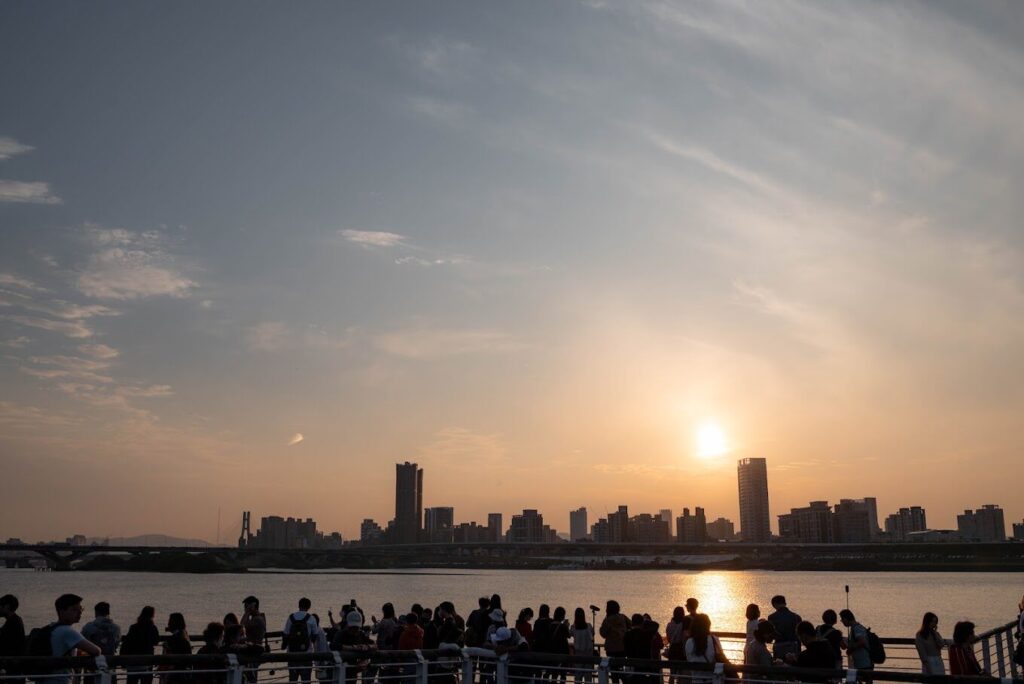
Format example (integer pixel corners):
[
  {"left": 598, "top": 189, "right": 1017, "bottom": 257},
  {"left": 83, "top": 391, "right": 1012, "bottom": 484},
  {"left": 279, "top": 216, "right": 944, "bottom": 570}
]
[
  {"left": 24, "top": 624, "right": 57, "bottom": 677},
  {"left": 287, "top": 613, "right": 312, "bottom": 652},
  {"left": 865, "top": 627, "right": 886, "bottom": 664}
]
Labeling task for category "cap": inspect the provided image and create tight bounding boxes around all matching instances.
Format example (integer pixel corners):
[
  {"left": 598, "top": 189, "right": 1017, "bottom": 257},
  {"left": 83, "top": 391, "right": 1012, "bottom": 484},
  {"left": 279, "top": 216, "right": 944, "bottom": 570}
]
[
  {"left": 494, "top": 627, "right": 514, "bottom": 642},
  {"left": 489, "top": 609, "right": 505, "bottom": 622},
  {"left": 346, "top": 611, "right": 363, "bottom": 628}
]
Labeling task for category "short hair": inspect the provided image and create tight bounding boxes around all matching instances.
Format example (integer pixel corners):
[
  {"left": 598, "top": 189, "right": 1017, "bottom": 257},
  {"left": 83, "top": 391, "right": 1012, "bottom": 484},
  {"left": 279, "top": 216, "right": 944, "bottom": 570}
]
[
  {"left": 298, "top": 597, "right": 311, "bottom": 611},
  {"left": 631, "top": 613, "right": 644, "bottom": 626},
  {"left": 606, "top": 600, "right": 620, "bottom": 615},
  {"left": 406, "top": 612, "right": 419, "bottom": 626},
  {"left": 203, "top": 622, "right": 225, "bottom": 643},
  {"left": 822, "top": 609, "right": 837, "bottom": 624},
  {"left": 440, "top": 601, "right": 455, "bottom": 614},
  {"left": 796, "top": 621, "right": 816, "bottom": 638},
  {"left": 243, "top": 596, "right": 259, "bottom": 608},
  {"left": 770, "top": 595, "right": 786, "bottom": 607},
  {"left": 95, "top": 602, "right": 110, "bottom": 616},
  {"left": 952, "top": 621, "right": 975, "bottom": 645},
  {"left": 539, "top": 604, "right": 551, "bottom": 617},
  {"left": 0, "top": 595, "right": 18, "bottom": 611},
  {"left": 745, "top": 603, "right": 760, "bottom": 620},
  {"left": 478, "top": 597, "right": 490, "bottom": 609},
  {"left": 55, "top": 593, "right": 83, "bottom": 613},
  {"left": 839, "top": 609, "right": 855, "bottom": 622},
  {"left": 686, "top": 598, "right": 699, "bottom": 609},
  {"left": 755, "top": 620, "right": 776, "bottom": 640}
]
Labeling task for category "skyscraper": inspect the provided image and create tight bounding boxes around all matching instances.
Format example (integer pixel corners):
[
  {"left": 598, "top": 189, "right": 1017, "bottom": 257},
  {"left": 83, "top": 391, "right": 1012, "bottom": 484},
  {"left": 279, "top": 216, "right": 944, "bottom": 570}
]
[
  {"left": 395, "top": 461, "right": 423, "bottom": 544},
  {"left": 957, "top": 505, "right": 1006, "bottom": 542},
  {"left": 487, "top": 513, "right": 503, "bottom": 542},
  {"left": 737, "top": 458, "right": 770, "bottom": 542},
  {"left": 659, "top": 509, "right": 674, "bottom": 537},
  {"left": 424, "top": 506, "right": 454, "bottom": 543},
  {"left": 570, "top": 507, "right": 589, "bottom": 541}
]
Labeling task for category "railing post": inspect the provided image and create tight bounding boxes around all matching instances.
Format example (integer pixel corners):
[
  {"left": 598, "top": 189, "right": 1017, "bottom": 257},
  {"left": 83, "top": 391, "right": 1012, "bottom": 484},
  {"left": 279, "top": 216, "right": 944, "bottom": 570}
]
[
  {"left": 461, "top": 649, "right": 475, "bottom": 684},
  {"left": 416, "top": 650, "right": 429, "bottom": 684},
  {"left": 331, "top": 651, "right": 344, "bottom": 684},
  {"left": 995, "top": 632, "right": 1006, "bottom": 677},
  {"left": 95, "top": 655, "right": 111, "bottom": 684},
  {"left": 496, "top": 654, "right": 509, "bottom": 684},
  {"left": 1006, "top": 630, "right": 1020, "bottom": 679},
  {"left": 981, "top": 637, "right": 992, "bottom": 675},
  {"left": 712, "top": 662, "right": 724, "bottom": 684},
  {"left": 225, "top": 653, "right": 244, "bottom": 684},
  {"left": 598, "top": 658, "right": 609, "bottom": 684}
]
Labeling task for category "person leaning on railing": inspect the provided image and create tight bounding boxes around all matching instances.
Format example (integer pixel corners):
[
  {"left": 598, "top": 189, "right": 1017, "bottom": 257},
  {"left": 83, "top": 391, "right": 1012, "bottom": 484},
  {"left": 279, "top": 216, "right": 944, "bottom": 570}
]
[
  {"left": 948, "top": 621, "right": 984, "bottom": 676},
  {"left": 914, "top": 612, "right": 945, "bottom": 676}
]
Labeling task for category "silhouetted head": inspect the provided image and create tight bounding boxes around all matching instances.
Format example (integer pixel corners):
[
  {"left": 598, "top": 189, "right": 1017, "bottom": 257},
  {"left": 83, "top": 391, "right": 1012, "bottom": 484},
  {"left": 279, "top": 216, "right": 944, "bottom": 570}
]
[
  {"left": 796, "top": 621, "right": 816, "bottom": 645},
  {"left": 94, "top": 602, "right": 110, "bottom": 617},
  {"left": 406, "top": 612, "right": 419, "bottom": 626},
  {"left": 554, "top": 607, "right": 566, "bottom": 621},
  {"left": 918, "top": 612, "right": 938, "bottom": 637},
  {"left": 952, "top": 621, "right": 975, "bottom": 645},
  {"left": 203, "top": 622, "right": 225, "bottom": 645},
  {"left": 606, "top": 600, "right": 620, "bottom": 615},
  {"left": 770, "top": 595, "right": 786, "bottom": 609},
  {"left": 0, "top": 595, "right": 18, "bottom": 616},
  {"left": 383, "top": 602, "right": 396, "bottom": 619},
  {"left": 822, "top": 609, "right": 837, "bottom": 626},
  {"left": 223, "top": 613, "right": 239, "bottom": 626},
  {"left": 631, "top": 613, "right": 645, "bottom": 627},
  {"left": 138, "top": 606, "right": 156, "bottom": 623},
  {"left": 298, "top": 598, "right": 311, "bottom": 611},
  {"left": 55, "top": 594, "right": 84, "bottom": 624},
  {"left": 745, "top": 604, "right": 760, "bottom": 621},
  {"left": 685, "top": 598, "right": 699, "bottom": 613},
  {"left": 539, "top": 604, "right": 551, "bottom": 618},
  {"left": 490, "top": 595, "right": 503, "bottom": 610},
  {"left": 478, "top": 597, "right": 490, "bottom": 610},
  {"left": 754, "top": 620, "right": 776, "bottom": 643},
  {"left": 672, "top": 606, "right": 686, "bottom": 622},
  {"left": 167, "top": 612, "right": 186, "bottom": 633},
  {"left": 574, "top": 607, "right": 587, "bottom": 629},
  {"left": 838, "top": 609, "right": 855, "bottom": 627},
  {"left": 243, "top": 596, "right": 259, "bottom": 611}
]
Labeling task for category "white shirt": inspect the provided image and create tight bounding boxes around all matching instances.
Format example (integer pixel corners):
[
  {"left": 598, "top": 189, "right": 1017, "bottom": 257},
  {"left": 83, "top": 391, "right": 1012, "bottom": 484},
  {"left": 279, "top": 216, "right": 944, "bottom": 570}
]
[{"left": 282, "top": 611, "right": 323, "bottom": 652}]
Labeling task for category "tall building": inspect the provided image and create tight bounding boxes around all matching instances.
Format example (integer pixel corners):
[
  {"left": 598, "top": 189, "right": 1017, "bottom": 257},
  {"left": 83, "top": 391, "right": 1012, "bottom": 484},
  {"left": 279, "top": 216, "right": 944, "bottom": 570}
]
[
  {"left": 706, "top": 517, "right": 735, "bottom": 541},
  {"left": 884, "top": 506, "right": 927, "bottom": 542},
  {"left": 487, "top": 513, "right": 503, "bottom": 542},
  {"left": 608, "top": 505, "right": 631, "bottom": 543},
  {"left": 508, "top": 509, "right": 545, "bottom": 543},
  {"left": 677, "top": 507, "right": 708, "bottom": 543},
  {"left": 591, "top": 518, "right": 610, "bottom": 543},
  {"left": 453, "top": 521, "right": 490, "bottom": 543},
  {"left": 1012, "top": 520, "right": 1024, "bottom": 542},
  {"left": 250, "top": 516, "right": 319, "bottom": 549},
  {"left": 659, "top": 509, "right": 674, "bottom": 537},
  {"left": 832, "top": 498, "right": 879, "bottom": 543},
  {"left": 360, "top": 519, "right": 383, "bottom": 544},
  {"left": 737, "top": 458, "right": 770, "bottom": 542},
  {"left": 778, "top": 501, "right": 833, "bottom": 543},
  {"left": 570, "top": 507, "right": 589, "bottom": 541},
  {"left": 631, "top": 513, "right": 671, "bottom": 543},
  {"left": 424, "top": 506, "right": 454, "bottom": 543},
  {"left": 957, "top": 505, "right": 1006, "bottom": 542},
  {"left": 395, "top": 462, "right": 424, "bottom": 544}
]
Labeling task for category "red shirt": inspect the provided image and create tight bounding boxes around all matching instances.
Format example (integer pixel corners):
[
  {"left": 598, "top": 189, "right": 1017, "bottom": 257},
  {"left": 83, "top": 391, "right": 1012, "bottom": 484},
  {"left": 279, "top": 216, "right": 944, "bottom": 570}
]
[
  {"left": 398, "top": 624, "right": 424, "bottom": 651},
  {"left": 948, "top": 644, "right": 982, "bottom": 676}
]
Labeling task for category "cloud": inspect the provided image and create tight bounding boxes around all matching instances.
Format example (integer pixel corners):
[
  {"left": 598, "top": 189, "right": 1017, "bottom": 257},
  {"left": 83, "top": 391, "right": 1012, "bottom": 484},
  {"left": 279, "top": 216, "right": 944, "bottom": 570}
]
[
  {"left": 244, "top": 321, "right": 289, "bottom": 351},
  {"left": 0, "top": 180, "right": 61, "bottom": 204},
  {"left": 340, "top": 229, "right": 407, "bottom": 248},
  {"left": 408, "top": 96, "right": 473, "bottom": 126},
  {"left": 1, "top": 336, "right": 31, "bottom": 349},
  {"left": 3, "top": 315, "right": 94, "bottom": 338},
  {"left": 78, "top": 343, "right": 120, "bottom": 359},
  {"left": 0, "top": 273, "right": 51, "bottom": 293},
  {"left": 418, "top": 426, "right": 506, "bottom": 463},
  {"left": 244, "top": 321, "right": 352, "bottom": 352},
  {"left": 77, "top": 247, "right": 194, "bottom": 300},
  {"left": 287, "top": 433, "right": 304, "bottom": 446},
  {"left": 407, "top": 36, "right": 478, "bottom": 78},
  {"left": 0, "top": 401, "right": 82, "bottom": 430},
  {"left": 0, "top": 137, "right": 33, "bottom": 161},
  {"left": 373, "top": 325, "right": 527, "bottom": 359}
]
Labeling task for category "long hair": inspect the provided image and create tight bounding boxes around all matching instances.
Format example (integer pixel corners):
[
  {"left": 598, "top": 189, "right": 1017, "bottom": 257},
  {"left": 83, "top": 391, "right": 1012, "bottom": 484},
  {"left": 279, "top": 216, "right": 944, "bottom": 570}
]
[
  {"left": 137, "top": 606, "right": 155, "bottom": 624},
  {"left": 672, "top": 607, "right": 686, "bottom": 623},
  {"left": 574, "top": 608, "right": 588, "bottom": 630},
  {"left": 690, "top": 613, "right": 711, "bottom": 654},
  {"left": 917, "top": 612, "right": 938, "bottom": 638},
  {"left": 952, "top": 621, "right": 974, "bottom": 646},
  {"left": 745, "top": 604, "right": 760, "bottom": 621}
]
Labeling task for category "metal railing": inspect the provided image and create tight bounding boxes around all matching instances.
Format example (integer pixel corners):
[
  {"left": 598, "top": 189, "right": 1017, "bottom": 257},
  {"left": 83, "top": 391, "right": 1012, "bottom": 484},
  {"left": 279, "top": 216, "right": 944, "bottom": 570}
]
[{"left": 2, "top": 643, "right": 1020, "bottom": 684}]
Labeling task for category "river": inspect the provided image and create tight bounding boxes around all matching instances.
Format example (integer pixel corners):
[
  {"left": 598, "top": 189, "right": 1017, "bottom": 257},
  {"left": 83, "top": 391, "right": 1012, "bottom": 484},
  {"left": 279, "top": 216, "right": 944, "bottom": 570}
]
[{"left": 1, "top": 568, "right": 1019, "bottom": 639}]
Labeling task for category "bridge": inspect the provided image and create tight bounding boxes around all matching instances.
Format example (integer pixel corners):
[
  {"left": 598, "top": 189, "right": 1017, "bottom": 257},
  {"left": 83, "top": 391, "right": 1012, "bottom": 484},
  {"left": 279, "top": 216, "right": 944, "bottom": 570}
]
[{"left": 2, "top": 540, "right": 1024, "bottom": 571}]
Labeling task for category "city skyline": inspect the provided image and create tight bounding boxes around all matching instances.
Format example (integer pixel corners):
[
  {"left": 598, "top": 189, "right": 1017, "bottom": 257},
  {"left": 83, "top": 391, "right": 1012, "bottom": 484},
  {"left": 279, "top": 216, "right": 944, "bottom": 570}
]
[{"left": 3, "top": 2, "right": 1024, "bottom": 542}]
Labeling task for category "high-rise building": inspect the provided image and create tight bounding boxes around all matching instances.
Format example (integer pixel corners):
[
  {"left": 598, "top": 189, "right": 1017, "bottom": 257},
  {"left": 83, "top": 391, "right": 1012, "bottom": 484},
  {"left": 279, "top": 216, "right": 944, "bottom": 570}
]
[
  {"left": 454, "top": 521, "right": 490, "bottom": 543},
  {"left": 705, "top": 517, "right": 735, "bottom": 541},
  {"left": 677, "top": 507, "right": 708, "bottom": 543},
  {"left": 1012, "top": 520, "right": 1024, "bottom": 542},
  {"left": 884, "top": 506, "right": 927, "bottom": 542},
  {"left": 487, "top": 513, "right": 503, "bottom": 542},
  {"left": 508, "top": 509, "right": 545, "bottom": 543},
  {"left": 424, "top": 506, "right": 454, "bottom": 543},
  {"left": 659, "top": 509, "right": 674, "bottom": 537},
  {"left": 833, "top": 498, "right": 879, "bottom": 543},
  {"left": 778, "top": 501, "right": 833, "bottom": 543},
  {"left": 360, "top": 518, "right": 384, "bottom": 544},
  {"left": 957, "top": 505, "right": 1006, "bottom": 542},
  {"left": 630, "top": 513, "right": 671, "bottom": 543},
  {"left": 591, "top": 518, "right": 610, "bottom": 543},
  {"left": 737, "top": 458, "right": 770, "bottom": 542},
  {"left": 570, "top": 507, "right": 589, "bottom": 541},
  {"left": 608, "top": 505, "right": 631, "bottom": 543},
  {"left": 395, "top": 462, "right": 424, "bottom": 544}
]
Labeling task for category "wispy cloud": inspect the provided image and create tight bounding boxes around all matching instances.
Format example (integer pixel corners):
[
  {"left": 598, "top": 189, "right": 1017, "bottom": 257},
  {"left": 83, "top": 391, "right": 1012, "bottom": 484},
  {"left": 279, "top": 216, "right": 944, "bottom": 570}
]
[
  {"left": 3, "top": 315, "right": 94, "bottom": 338},
  {"left": 287, "top": 432, "right": 304, "bottom": 446},
  {"left": 76, "top": 226, "right": 195, "bottom": 300},
  {"left": 0, "top": 180, "right": 61, "bottom": 204},
  {"left": 1, "top": 336, "right": 31, "bottom": 349},
  {"left": 419, "top": 426, "right": 507, "bottom": 463},
  {"left": 0, "top": 137, "right": 34, "bottom": 161},
  {"left": 373, "top": 325, "right": 526, "bottom": 359},
  {"left": 78, "top": 343, "right": 120, "bottom": 359},
  {"left": 340, "top": 229, "right": 407, "bottom": 248},
  {"left": 244, "top": 321, "right": 352, "bottom": 352},
  {"left": 0, "top": 273, "right": 51, "bottom": 293}
]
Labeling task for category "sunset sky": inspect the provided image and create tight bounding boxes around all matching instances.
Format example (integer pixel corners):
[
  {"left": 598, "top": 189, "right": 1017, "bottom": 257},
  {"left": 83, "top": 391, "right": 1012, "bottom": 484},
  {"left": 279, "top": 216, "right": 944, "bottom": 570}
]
[{"left": 2, "top": 2, "right": 1023, "bottom": 543}]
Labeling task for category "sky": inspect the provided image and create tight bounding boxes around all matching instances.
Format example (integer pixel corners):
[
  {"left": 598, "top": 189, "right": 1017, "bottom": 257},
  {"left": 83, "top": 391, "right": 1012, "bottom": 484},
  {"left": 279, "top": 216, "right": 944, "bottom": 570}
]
[{"left": 2, "top": 1, "right": 1024, "bottom": 543}]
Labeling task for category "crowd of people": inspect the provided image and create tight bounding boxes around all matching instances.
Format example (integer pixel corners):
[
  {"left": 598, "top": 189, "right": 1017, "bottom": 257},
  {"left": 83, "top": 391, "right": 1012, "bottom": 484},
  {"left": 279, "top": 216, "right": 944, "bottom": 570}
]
[{"left": 0, "top": 591, "right": 1016, "bottom": 684}]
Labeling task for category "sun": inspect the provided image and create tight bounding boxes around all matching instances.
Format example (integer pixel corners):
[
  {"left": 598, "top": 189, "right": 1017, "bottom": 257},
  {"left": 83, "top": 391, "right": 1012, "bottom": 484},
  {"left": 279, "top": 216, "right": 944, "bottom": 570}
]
[{"left": 695, "top": 421, "right": 729, "bottom": 458}]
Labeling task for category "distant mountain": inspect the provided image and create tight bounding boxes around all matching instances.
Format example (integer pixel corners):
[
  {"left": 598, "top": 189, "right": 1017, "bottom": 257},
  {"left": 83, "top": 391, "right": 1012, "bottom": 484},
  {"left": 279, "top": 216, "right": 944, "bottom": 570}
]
[{"left": 88, "top": 534, "right": 215, "bottom": 547}]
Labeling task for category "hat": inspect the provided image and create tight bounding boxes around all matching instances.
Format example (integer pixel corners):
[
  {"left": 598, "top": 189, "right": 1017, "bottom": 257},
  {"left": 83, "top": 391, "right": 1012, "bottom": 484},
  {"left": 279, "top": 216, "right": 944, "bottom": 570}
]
[
  {"left": 494, "top": 627, "right": 514, "bottom": 643},
  {"left": 346, "top": 611, "right": 363, "bottom": 628},
  {"left": 489, "top": 609, "right": 505, "bottom": 622}
]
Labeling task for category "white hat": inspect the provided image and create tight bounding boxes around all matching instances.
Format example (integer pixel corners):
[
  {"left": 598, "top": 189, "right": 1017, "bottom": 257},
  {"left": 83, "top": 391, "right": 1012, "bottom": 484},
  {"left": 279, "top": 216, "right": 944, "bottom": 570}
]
[
  {"left": 494, "top": 627, "right": 514, "bottom": 642},
  {"left": 489, "top": 609, "right": 505, "bottom": 622},
  {"left": 346, "top": 611, "right": 363, "bottom": 628}
]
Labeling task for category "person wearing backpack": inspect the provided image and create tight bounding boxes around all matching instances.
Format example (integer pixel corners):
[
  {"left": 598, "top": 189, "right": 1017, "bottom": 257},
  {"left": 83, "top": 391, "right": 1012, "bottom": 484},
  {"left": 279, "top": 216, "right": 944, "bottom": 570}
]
[
  {"left": 282, "top": 598, "right": 321, "bottom": 684},
  {"left": 838, "top": 610, "right": 872, "bottom": 670},
  {"left": 30, "top": 593, "right": 101, "bottom": 684}
]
